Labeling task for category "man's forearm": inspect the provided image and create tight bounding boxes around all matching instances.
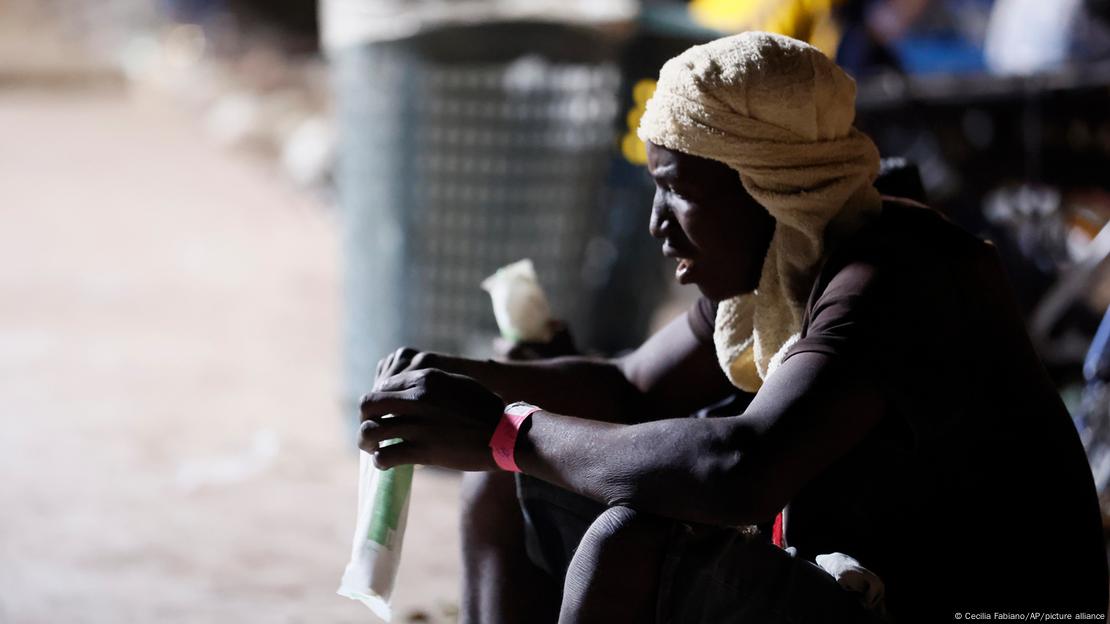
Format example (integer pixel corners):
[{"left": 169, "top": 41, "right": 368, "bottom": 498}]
[
  {"left": 448, "top": 355, "right": 652, "bottom": 423},
  {"left": 514, "top": 410, "right": 772, "bottom": 526},
  {"left": 508, "top": 352, "right": 888, "bottom": 527}
]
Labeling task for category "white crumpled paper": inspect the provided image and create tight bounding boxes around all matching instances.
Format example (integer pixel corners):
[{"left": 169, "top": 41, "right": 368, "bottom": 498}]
[{"left": 481, "top": 259, "right": 554, "bottom": 343}]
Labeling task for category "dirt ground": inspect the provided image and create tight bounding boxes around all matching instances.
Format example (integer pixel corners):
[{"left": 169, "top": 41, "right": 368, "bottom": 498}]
[{"left": 0, "top": 87, "right": 462, "bottom": 623}]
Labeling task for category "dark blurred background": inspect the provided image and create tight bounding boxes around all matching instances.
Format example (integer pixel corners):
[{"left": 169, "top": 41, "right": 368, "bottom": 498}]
[{"left": 3, "top": 0, "right": 1110, "bottom": 621}]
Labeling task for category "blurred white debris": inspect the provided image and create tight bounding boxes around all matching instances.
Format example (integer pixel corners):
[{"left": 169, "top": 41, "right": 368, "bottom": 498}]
[
  {"left": 204, "top": 92, "right": 265, "bottom": 148},
  {"left": 162, "top": 23, "right": 206, "bottom": 69},
  {"left": 281, "top": 115, "right": 335, "bottom": 188},
  {"left": 175, "top": 429, "right": 281, "bottom": 492},
  {"left": 115, "top": 17, "right": 335, "bottom": 191}
]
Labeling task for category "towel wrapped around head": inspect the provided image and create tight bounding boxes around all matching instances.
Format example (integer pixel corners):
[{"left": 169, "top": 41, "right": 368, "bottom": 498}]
[{"left": 637, "top": 31, "right": 882, "bottom": 392}]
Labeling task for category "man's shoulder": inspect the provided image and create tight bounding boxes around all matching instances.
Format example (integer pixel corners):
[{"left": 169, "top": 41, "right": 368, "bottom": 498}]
[
  {"left": 874, "top": 196, "right": 987, "bottom": 257},
  {"left": 821, "top": 197, "right": 991, "bottom": 285},
  {"left": 802, "top": 196, "right": 1002, "bottom": 335}
]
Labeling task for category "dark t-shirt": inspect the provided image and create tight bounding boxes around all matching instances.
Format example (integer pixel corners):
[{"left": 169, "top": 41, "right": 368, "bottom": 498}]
[{"left": 688, "top": 199, "right": 1108, "bottom": 621}]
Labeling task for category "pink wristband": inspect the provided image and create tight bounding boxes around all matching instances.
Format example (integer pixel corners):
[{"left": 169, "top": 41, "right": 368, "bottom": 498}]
[{"left": 489, "top": 402, "right": 541, "bottom": 472}]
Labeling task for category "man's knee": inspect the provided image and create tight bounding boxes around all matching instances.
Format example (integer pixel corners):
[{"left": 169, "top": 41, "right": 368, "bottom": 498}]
[
  {"left": 580, "top": 506, "right": 643, "bottom": 548},
  {"left": 572, "top": 506, "right": 669, "bottom": 572},
  {"left": 561, "top": 506, "right": 669, "bottom": 623}
]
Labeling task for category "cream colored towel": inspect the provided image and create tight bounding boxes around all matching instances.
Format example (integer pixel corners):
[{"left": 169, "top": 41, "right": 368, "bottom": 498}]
[{"left": 637, "top": 32, "right": 881, "bottom": 391}]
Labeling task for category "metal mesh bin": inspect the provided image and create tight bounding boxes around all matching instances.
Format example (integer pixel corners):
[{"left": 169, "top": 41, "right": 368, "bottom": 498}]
[{"left": 333, "top": 23, "right": 623, "bottom": 405}]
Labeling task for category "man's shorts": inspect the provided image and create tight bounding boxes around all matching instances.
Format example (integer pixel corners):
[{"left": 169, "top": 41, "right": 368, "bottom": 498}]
[{"left": 515, "top": 473, "right": 886, "bottom": 624}]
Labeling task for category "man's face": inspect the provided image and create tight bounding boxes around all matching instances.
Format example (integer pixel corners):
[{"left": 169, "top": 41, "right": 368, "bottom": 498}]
[{"left": 646, "top": 141, "right": 775, "bottom": 301}]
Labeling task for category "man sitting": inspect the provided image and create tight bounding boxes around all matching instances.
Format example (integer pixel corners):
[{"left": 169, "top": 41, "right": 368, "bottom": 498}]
[{"left": 359, "top": 32, "right": 1109, "bottom": 623}]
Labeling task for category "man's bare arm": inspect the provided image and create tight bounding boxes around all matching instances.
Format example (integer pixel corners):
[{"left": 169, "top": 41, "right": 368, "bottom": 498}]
[
  {"left": 390, "top": 311, "right": 734, "bottom": 423},
  {"left": 514, "top": 351, "right": 885, "bottom": 525}
]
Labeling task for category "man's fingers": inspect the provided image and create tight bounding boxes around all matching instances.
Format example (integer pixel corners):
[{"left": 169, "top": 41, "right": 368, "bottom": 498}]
[
  {"left": 373, "top": 441, "right": 425, "bottom": 470},
  {"left": 380, "top": 347, "right": 420, "bottom": 379},
  {"left": 358, "top": 416, "right": 431, "bottom": 450},
  {"left": 374, "top": 351, "right": 399, "bottom": 390},
  {"left": 373, "top": 368, "right": 430, "bottom": 393},
  {"left": 379, "top": 349, "right": 401, "bottom": 380},
  {"left": 359, "top": 388, "right": 439, "bottom": 420},
  {"left": 374, "top": 357, "right": 388, "bottom": 388}
]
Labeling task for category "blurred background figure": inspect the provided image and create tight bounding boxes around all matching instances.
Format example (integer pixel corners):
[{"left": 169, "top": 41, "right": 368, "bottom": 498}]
[
  {"left": 5, "top": 0, "right": 1110, "bottom": 621},
  {"left": 984, "top": 0, "right": 1110, "bottom": 76}
]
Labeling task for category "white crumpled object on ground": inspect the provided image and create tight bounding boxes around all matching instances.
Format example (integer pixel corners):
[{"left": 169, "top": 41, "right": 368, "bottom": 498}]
[
  {"left": 814, "top": 552, "right": 887, "bottom": 612},
  {"left": 481, "top": 259, "right": 554, "bottom": 343}
]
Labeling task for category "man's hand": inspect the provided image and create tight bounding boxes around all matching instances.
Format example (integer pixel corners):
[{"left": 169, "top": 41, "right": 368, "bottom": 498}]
[
  {"left": 359, "top": 369, "right": 506, "bottom": 471},
  {"left": 374, "top": 347, "right": 446, "bottom": 389}
]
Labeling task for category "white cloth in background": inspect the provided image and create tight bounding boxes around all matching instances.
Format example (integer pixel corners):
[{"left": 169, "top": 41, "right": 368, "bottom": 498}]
[{"left": 637, "top": 31, "right": 881, "bottom": 392}]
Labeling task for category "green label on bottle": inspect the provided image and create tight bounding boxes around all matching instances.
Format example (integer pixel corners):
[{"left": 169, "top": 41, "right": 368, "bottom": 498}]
[{"left": 367, "top": 460, "right": 414, "bottom": 547}]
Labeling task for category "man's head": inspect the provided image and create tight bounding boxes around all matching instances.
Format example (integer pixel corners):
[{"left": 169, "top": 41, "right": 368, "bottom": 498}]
[
  {"left": 646, "top": 141, "right": 774, "bottom": 301},
  {"left": 635, "top": 31, "right": 881, "bottom": 390},
  {"left": 636, "top": 31, "right": 878, "bottom": 301}
]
